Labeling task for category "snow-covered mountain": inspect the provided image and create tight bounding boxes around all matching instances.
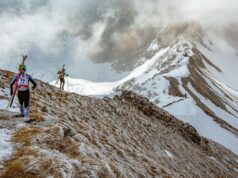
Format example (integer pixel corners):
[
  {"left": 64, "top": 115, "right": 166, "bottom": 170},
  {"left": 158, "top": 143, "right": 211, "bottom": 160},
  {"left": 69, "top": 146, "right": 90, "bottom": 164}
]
[
  {"left": 118, "top": 33, "right": 238, "bottom": 155},
  {"left": 59, "top": 24, "right": 238, "bottom": 156}
]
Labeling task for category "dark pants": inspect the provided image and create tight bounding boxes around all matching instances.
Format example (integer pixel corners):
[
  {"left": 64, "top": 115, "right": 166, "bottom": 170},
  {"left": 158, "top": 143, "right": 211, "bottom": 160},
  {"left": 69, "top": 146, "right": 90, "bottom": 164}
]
[
  {"left": 60, "top": 78, "right": 65, "bottom": 90},
  {"left": 17, "top": 89, "right": 30, "bottom": 117}
]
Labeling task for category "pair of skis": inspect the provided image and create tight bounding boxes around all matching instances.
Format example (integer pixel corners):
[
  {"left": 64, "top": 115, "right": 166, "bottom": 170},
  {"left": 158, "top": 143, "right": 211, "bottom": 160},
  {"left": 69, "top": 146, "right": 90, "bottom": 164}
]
[{"left": 6, "top": 55, "right": 27, "bottom": 110}]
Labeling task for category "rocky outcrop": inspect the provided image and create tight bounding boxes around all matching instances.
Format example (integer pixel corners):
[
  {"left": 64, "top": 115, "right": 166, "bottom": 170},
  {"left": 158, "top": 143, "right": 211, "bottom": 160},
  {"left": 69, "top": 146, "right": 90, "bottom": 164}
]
[{"left": 118, "top": 91, "right": 204, "bottom": 145}]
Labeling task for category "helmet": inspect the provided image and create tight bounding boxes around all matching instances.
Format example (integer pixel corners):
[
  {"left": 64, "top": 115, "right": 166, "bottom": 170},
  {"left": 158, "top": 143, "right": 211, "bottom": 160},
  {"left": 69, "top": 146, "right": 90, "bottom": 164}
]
[{"left": 19, "top": 65, "right": 26, "bottom": 71}]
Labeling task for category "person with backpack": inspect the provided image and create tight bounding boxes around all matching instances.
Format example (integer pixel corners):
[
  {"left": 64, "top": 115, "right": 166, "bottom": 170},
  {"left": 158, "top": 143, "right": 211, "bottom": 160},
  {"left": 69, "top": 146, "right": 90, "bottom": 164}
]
[
  {"left": 10, "top": 64, "right": 37, "bottom": 118},
  {"left": 57, "top": 66, "right": 69, "bottom": 90}
]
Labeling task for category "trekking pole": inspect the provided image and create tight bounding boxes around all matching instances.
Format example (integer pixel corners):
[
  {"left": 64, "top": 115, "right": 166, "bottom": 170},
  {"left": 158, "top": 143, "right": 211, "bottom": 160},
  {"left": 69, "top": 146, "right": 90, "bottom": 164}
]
[
  {"left": 6, "top": 94, "right": 14, "bottom": 111},
  {"left": 67, "top": 76, "right": 69, "bottom": 92},
  {"left": 55, "top": 77, "right": 59, "bottom": 85}
]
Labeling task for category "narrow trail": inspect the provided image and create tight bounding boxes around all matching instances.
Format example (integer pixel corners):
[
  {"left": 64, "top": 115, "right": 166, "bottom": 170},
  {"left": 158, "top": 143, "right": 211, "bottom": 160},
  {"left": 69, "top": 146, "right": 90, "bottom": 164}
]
[{"left": 162, "top": 98, "right": 185, "bottom": 108}]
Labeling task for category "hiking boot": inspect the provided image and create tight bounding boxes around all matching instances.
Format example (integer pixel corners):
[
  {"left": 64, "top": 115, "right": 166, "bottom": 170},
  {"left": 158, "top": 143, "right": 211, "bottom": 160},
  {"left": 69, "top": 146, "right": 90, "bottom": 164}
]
[{"left": 15, "top": 114, "right": 24, "bottom": 118}]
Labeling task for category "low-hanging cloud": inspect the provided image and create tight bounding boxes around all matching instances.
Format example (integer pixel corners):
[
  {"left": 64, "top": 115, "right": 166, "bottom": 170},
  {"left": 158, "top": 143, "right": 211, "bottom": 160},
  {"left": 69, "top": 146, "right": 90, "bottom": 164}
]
[{"left": 0, "top": 0, "right": 237, "bottom": 82}]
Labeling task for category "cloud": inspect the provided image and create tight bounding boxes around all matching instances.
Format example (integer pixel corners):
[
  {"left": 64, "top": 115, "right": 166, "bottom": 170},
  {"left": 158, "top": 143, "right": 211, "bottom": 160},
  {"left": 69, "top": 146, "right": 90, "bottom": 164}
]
[{"left": 0, "top": 0, "right": 237, "bottom": 81}]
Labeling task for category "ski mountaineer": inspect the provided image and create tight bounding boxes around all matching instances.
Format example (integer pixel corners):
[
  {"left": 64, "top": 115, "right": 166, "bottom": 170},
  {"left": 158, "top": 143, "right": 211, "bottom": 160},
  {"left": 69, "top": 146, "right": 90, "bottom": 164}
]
[
  {"left": 10, "top": 64, "right": 37, "bottom": 118},
  {"left": 57, "top": 67, "right": 69, "bottom": 90}
]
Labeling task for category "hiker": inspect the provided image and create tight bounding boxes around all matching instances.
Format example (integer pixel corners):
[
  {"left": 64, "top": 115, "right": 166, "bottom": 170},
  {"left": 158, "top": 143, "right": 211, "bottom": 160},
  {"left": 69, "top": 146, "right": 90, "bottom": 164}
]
[
  {"left": 10, "top": 64, "right": 37, "bottom": 118},
  {"left": 57, "top": 67, "right": 69, "bottom": 90}
]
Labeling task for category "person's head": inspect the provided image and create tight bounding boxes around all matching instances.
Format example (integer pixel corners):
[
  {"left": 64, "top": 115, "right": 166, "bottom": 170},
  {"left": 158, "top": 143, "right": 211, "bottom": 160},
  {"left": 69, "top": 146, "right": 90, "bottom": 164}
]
[{"left": 19, "top": 64, "right": 26, "bottom": 72}]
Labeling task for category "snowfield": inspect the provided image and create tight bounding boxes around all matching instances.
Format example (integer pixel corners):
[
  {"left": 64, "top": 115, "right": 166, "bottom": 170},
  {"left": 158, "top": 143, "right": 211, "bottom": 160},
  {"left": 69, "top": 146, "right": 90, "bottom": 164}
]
[
  {"left": 196, "top": 34, "right": 238, "bottom": 91},
  {"left": 52, "top": 47, "right": 170, "bottom": 96}
]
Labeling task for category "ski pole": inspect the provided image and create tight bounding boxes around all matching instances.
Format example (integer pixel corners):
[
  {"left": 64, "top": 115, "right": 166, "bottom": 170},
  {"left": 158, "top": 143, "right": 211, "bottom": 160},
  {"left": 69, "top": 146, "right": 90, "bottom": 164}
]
[
  {"left": 55, "top": 77, "right": 59, "bottom": 85},
  {"left": 67, "top": 76, "right": 69, "bottom": 92}
]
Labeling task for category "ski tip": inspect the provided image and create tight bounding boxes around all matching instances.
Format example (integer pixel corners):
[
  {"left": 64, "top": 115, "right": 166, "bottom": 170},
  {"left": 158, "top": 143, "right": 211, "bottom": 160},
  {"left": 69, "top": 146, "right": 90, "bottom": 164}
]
[{"left": 22, "top": 55, "right": 28, "bottom": 63}]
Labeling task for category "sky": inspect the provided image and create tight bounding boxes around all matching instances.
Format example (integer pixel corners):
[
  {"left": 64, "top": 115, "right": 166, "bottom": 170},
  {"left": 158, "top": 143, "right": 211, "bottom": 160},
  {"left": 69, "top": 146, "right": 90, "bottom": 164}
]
[{"left": 0, "top": 0, "right": 237, "bottom": 82}]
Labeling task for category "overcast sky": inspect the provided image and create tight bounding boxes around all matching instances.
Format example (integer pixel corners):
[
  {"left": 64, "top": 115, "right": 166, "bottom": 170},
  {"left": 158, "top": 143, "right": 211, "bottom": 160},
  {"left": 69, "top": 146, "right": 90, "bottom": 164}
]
[{"left": 0, "top": 0, "right": 237, "bottom": 82}]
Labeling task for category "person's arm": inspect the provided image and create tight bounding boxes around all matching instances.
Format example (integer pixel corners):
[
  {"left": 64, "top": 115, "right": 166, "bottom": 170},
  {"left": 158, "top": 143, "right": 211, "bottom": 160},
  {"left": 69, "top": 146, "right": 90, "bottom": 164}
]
[
  {"left": 28, "top": 75, "right": 37, "bottom": 90},
  {"left": 10, "top": 75, "right": 17, "bottom": 95}
]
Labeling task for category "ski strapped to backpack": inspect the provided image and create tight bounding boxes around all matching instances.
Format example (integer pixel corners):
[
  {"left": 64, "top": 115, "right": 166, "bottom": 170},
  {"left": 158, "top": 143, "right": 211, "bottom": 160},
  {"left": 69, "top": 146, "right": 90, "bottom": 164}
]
[{"left": 7, "top": 55, "right": 27, "bottom": 110}]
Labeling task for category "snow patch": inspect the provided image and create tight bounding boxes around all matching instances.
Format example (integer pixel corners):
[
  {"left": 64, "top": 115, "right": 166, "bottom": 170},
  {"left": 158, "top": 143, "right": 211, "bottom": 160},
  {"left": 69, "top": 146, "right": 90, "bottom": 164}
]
[
  {"left": 156, "top": 148, "right": 174, "bottom": 159},
  {"left": 208, "top": 157, "right": 223, "bottom": 166},
  {"left": 29, "top": 148, "right": 80, "bottom": 178},
  {"left": 148, "top": 40, "right": 159, "bottom": 51},
  {"left": 164, "top": 58, "right": 189, "bottom": 78},
  {"left": 0, "top": 129, "right": 13, "bottom": 163},
  {"left": 164, "top": 150, "right": 174, "bottom": 158}
]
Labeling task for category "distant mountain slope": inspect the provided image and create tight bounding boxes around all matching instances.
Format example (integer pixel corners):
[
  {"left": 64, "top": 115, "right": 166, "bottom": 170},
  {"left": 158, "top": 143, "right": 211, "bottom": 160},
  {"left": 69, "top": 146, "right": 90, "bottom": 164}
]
[{"left": 118, "top": 33, "right": 238, "bottom": 155}]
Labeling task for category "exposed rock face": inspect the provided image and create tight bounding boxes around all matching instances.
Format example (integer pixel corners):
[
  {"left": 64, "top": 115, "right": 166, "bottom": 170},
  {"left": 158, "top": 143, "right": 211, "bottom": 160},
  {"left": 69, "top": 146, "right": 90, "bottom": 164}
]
[{"left": 0, "top": 69, "right": 238, "bottom": 178}]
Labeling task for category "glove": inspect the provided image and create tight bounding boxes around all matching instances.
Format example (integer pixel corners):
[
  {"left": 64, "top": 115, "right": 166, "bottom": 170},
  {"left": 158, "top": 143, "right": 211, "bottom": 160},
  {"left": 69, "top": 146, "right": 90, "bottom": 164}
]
[
  {"left": 31, "top": 86, "right": 36, "bottom": 91},
  {"left": 10, "top": 90, "right": 13, "bottom": 96}
]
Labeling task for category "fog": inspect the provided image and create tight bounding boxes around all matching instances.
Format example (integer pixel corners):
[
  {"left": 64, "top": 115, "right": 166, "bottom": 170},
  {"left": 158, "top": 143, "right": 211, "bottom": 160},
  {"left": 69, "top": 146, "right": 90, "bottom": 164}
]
[{"left": 0, "top": 0, "right": 237, "bottom": 81}]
